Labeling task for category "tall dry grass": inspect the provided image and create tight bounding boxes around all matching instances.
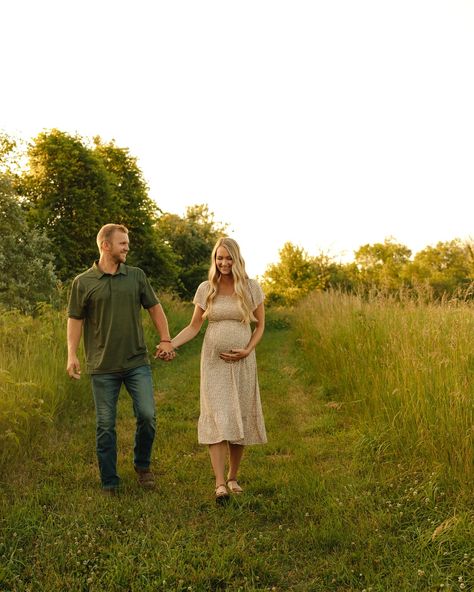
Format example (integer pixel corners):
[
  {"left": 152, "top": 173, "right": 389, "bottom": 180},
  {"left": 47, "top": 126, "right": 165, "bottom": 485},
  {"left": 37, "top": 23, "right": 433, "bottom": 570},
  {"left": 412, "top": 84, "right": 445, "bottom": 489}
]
[
  {"left": 0, "top": 305, "right": 73, "bottom": 467},
  {"left": 295, "top": 290, "right": 474, "bottom": 483}
]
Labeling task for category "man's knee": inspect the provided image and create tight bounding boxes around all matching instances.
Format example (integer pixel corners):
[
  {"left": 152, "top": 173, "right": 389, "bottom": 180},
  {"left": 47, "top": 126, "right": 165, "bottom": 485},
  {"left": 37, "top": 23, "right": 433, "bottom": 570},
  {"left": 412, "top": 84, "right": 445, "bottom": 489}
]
[
  {"left": 96, "top": 406, "right": 116, "bottom": 430},
  {"left": 137, "top": 408, "right": 156, "bottom": 427}
]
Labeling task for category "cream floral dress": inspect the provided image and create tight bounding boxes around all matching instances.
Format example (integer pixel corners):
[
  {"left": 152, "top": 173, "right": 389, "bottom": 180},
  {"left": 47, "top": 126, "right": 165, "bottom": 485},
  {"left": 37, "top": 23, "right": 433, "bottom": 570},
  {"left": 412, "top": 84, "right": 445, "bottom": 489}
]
[{"left": 193, "top": 279, "right": 267, "bottom": 445}]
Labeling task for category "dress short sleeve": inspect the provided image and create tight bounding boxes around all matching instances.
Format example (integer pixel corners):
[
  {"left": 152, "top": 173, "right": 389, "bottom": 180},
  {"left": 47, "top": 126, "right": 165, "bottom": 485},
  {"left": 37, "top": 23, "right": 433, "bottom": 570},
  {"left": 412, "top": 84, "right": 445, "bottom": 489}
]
[
  {"left": 248, "top": 279, "right": 264, "bottom": 309},
  {"left": 193, "top": 281, "right": 209, "bottom": 310}
]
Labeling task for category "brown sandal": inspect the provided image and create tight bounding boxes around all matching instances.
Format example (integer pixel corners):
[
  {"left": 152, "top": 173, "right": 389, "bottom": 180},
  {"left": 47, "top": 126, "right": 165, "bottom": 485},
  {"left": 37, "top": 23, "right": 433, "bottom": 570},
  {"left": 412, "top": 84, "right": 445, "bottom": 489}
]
[
  {"left": 226, "top": 479, "right": 243, "bottom": 494},
  {"left": 215, "top": 484, "right": 230, "bottom": 503}
]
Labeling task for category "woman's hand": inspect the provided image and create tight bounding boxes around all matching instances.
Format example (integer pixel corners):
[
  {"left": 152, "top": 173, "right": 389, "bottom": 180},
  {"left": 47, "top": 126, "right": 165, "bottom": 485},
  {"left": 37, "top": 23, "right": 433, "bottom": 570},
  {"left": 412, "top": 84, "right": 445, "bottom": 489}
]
[
  {"left": 219, "top": 348, "right": 250, "bottom": 363},
  {"left": 155, "top": 342, "right": 176, "bottom": 362}
]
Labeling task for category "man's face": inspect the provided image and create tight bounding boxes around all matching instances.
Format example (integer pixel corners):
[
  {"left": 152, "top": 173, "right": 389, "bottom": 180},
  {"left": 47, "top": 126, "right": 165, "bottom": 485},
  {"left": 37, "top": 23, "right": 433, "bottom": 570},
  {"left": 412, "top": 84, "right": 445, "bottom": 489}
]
[{"left": 105, "top": 231, "right": 129, "bottom": 263}]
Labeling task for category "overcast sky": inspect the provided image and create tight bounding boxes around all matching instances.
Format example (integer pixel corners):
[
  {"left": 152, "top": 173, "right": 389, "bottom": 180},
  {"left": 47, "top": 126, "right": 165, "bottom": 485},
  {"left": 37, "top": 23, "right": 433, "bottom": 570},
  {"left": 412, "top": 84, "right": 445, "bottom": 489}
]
[{"left": 2, "top": 0, "right": 473, "bottom": 276}]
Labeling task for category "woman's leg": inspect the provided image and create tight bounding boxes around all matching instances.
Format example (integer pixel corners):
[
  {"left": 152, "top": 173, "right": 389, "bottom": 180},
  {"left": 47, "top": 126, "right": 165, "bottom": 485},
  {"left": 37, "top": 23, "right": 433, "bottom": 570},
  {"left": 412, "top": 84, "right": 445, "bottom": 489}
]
[
  {"left": 208, "top": 441, "right": 228, "bottom": 488},
  {"left": 228, "top": 443, "right": 244, "bottom": 481}
]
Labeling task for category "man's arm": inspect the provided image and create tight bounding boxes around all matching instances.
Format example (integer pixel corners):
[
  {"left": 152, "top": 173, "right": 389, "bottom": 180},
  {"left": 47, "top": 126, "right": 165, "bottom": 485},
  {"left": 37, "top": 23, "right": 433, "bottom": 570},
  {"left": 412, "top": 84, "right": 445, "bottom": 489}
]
[
  {"left": 147, "top": 304, "right": 174, "bottom": 356},
  {"left": 67, "top": 318, "right": 84, "bottom": 379}
]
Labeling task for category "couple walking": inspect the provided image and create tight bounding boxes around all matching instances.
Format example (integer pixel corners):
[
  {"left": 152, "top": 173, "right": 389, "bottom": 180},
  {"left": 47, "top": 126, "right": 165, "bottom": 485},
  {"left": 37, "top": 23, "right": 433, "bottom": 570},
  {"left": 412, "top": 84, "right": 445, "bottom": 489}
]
[{"left": 66, "top": 224, "right": 267, "bottom": 502}]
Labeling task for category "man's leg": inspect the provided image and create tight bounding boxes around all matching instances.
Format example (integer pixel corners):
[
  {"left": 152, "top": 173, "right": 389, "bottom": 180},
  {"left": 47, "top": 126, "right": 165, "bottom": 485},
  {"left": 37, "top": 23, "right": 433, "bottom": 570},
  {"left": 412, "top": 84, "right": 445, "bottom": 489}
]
[
  {"left": 123, "top": 365, "right": 156, "bottom": 471},
  {"left": 90, "top": 373, "right": 122, "bottom": 490}
]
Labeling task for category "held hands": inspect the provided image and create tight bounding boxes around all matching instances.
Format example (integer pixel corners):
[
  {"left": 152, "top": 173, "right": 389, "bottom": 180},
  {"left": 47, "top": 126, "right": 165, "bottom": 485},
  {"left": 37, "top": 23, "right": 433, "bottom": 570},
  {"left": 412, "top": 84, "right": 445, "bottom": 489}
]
[
  {"left": 154, "top": 341, "right": 176, "bottom": 362},
  {"left": 219, "top": 348, "right": 250, "bottom": 363}
]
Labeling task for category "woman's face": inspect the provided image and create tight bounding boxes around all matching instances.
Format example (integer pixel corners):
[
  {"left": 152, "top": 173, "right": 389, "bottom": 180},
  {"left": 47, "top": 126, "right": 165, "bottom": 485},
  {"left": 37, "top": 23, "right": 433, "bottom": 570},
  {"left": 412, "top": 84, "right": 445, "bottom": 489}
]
[{"left": 216, "top": 246, "right": 233, "bottom": 275}]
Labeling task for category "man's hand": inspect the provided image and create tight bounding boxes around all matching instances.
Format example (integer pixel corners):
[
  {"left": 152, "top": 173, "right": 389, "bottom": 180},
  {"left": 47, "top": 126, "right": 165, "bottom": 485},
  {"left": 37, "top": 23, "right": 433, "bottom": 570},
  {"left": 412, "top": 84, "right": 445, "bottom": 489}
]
[
  {"left": 67, "top": 356, "right": 81, "bottom": 379},
  {"left": 154, "top": 342, "right": 176, "bottom": 362}
]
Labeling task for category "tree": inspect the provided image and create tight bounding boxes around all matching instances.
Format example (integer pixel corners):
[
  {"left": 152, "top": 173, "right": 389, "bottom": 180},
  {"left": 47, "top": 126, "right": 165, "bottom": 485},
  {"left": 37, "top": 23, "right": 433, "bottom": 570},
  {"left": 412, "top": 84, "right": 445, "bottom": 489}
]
[
  {"left": 155, "top": 204, "right": 227, "bottom": 299},
  {"left": 92, "top": 138, "right": 178, "bottom": 289},
  {"left": 23, "top": 130, "right": 117, "bottom": 280},
  {"left": 22, "top": 130, "right": 178, "bottom": 289},
  {"left": 354, "top": 238, "right": 412, "bottom": 291},
  {"left": 261, "top": 242, "right": 331, "bottom": 305},
  {"left": 411, "top": 240, "right": 474, "bottom": 296},
  {"left": 0, "top": 173, "right": 57, "bottom": 313}
]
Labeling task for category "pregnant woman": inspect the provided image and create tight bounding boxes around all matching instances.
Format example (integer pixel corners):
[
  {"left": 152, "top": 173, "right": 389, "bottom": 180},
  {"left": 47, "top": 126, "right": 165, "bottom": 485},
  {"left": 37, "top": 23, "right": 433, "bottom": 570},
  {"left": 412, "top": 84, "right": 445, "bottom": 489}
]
[{"left": 160, "top": 237, "right": 267, "bottom": 502}]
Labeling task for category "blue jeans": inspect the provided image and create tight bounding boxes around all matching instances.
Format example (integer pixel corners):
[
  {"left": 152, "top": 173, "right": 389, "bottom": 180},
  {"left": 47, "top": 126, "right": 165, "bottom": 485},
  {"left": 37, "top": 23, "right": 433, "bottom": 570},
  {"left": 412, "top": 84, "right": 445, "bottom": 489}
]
[{"left": 90, "top": 365, "right": 156, "bottom": 489}]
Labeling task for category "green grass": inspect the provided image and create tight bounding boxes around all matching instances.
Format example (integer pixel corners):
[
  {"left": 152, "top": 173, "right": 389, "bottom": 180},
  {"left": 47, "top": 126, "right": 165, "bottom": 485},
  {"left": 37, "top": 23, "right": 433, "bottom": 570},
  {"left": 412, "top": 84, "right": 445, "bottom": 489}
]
[
  {"left": 295, "top": 291, "right": 474, "bottom": 485},
  {"left": 1, "top": 299, "right": 473, "bottom": 591}
]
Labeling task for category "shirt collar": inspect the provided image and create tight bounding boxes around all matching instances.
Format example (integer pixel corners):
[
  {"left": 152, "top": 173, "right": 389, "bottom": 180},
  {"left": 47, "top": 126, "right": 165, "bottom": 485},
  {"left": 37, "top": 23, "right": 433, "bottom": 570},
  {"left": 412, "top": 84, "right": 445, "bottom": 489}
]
[{"left": 92, "top": 261, "right": 128, "bottom": 277}]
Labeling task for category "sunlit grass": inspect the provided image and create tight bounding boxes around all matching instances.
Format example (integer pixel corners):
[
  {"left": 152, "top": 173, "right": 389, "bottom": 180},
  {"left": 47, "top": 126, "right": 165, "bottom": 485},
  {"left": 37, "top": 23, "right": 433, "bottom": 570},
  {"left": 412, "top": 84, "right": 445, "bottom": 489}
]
[
  {"left": 0, "top": 305, "right": 78, "bottom": 467},
  {"left": 0, "top": 298, "right": 473, "bottom": 590},
  {"left": 295, "top": 290, "right": 474, "bottom": 485}
]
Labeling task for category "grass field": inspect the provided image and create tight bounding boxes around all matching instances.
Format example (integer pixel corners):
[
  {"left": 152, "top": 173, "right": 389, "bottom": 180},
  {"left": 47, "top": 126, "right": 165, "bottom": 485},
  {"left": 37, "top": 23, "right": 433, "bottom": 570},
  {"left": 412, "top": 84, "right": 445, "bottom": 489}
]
[{"left": 0, "top": 295, "right": 473, "bottom": 591}]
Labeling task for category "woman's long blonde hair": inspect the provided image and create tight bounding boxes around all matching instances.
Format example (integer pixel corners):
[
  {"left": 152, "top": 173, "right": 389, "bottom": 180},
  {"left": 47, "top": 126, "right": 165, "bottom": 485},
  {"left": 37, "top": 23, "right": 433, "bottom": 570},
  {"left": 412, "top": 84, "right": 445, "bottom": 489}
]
[{"left": 203, "top": 237, "right": 257, "bottom": 323}]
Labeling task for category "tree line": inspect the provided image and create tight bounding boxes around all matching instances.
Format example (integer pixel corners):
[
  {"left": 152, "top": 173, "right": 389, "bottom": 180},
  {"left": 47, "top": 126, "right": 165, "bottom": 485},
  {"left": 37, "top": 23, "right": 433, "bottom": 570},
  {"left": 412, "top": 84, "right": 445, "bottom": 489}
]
[
  {"left": 262, "top": 238, "right": 474, "bottom": 305},
  {"left": 1, "top": 129, "right": 473, "bottom": 312}
]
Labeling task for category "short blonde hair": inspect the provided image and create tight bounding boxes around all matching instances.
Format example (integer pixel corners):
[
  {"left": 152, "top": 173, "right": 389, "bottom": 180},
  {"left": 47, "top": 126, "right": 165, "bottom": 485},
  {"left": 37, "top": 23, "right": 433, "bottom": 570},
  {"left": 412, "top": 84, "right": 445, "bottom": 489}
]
[{"left": 96, "top": 224, "right": 128, "bottom": 253}]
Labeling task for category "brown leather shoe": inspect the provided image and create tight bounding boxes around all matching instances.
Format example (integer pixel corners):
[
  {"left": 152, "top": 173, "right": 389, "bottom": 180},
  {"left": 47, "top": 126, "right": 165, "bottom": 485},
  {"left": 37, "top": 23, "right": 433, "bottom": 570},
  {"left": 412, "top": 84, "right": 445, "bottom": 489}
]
[
  {"left": 134, "top": 466, "right": 155, "bottom": 488},
  {"left": 102, "top": 487, "right": 119, "bottom": 497}
]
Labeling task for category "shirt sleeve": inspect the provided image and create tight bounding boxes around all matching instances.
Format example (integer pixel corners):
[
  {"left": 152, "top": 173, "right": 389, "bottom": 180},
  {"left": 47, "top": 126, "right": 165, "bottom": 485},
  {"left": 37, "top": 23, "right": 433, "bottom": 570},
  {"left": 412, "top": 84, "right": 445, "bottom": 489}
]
[
  {"left": 140, "top": 271, "right": 160, "bottom": 309},
  {"left": 193, "top": 281, "right": 209, "bottom": 310},
  {"left": 248, "top": 279, "right": 265, "bottom": 309},
  {"left": 67, "top": 277, "right": 86, "bottom": 319}
]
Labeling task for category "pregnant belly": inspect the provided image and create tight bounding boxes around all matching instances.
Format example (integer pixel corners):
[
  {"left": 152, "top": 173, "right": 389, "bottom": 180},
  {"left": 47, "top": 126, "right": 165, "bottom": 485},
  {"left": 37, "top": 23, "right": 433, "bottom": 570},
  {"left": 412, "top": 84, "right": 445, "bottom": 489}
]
[{"left": 205, "top": 320, "right": 251, "bottom": 352}]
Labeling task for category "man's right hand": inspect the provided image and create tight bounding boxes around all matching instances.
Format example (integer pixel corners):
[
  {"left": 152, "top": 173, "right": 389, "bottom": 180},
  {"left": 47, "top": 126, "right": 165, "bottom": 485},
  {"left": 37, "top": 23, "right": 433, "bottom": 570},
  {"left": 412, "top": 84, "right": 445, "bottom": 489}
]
[{"left": 67, "top": 356, "right": 81, "bottom": 380}]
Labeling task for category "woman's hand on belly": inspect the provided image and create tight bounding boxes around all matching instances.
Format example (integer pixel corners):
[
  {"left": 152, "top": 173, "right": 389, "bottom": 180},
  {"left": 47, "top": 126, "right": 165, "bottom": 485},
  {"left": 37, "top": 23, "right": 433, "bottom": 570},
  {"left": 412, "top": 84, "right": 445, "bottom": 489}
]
[{"left": 219, "top": 348, "right": 250, "bottom": 363}]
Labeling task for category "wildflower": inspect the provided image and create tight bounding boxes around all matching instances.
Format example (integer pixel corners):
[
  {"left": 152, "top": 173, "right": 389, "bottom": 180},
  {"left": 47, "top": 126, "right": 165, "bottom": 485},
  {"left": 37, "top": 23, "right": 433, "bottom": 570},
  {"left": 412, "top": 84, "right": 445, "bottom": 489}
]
[{"left": 417, "top": 570, "right": 425, "bottom": 577}]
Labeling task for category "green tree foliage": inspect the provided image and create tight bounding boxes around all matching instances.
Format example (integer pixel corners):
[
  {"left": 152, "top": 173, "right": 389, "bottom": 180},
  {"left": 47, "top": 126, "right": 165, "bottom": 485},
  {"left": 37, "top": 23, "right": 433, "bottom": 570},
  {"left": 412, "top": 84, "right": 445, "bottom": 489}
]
[
  {"left": 0, "top": 134, "right": 17, "bottom": 175},
  {"left": 22, "top": 130, "right": 177, "bottom": 288},
  {"left": 261, "top": 242, "right": 333, "bottom": 305},
  {"left": 411, "top": 240, "right": 474, "bottom": 297},
  {"left": 354, "top": 238, "right": 412, "bottom": 291},
  {"left": 0, "top": 174, "right": 57, "bottom": 313},
  {"left": 23, "top": 130, "right": 116, "bottom": 280},
  {"left": 91, "top": 138, "right": 178, "bottom": 289},
  {"left": 155, "top": 204, "right": 227, "bottom": 299}
]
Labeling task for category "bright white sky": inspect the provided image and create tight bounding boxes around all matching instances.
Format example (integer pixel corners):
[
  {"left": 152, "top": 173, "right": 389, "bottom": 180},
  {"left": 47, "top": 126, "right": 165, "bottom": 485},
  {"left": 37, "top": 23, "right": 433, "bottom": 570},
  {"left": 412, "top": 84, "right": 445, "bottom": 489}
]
[{"left": 1, "top": 0, "right": 474, "bottom": 276}]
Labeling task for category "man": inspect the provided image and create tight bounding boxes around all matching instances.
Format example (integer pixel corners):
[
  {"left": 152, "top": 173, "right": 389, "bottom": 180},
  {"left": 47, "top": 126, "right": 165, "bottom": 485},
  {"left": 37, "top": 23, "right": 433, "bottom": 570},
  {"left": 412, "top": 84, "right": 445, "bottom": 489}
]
[{"left": 67, "top": 223, "right": 174, "bottom": 495}]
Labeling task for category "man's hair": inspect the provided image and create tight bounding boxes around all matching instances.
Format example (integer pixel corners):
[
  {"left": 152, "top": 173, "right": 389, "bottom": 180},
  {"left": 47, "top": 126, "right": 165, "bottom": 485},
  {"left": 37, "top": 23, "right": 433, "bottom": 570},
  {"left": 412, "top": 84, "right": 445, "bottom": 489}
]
[{"left": 96, "top": 224, "right": 129, "bottom": 253}]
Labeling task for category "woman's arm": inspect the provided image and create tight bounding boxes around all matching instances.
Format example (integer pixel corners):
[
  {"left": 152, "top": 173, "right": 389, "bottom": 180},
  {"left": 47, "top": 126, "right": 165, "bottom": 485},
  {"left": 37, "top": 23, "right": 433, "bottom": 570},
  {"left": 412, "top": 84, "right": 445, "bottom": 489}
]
[
  {"left": 171, "top": 305, "right": 205, "bottom": 348},
  {"left": 154, "top": 304, "right": 205, "bottom": 359}
]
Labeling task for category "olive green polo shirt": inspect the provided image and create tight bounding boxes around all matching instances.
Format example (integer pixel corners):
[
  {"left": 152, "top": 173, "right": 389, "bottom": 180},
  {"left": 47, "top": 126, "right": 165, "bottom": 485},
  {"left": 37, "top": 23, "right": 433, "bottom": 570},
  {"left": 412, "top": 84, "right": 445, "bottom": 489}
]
[{"left": 68, "top": 262, "right": 160, "bottom": 374}]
